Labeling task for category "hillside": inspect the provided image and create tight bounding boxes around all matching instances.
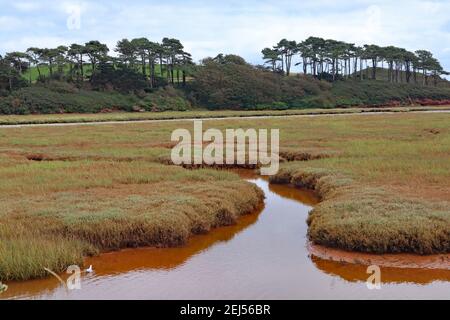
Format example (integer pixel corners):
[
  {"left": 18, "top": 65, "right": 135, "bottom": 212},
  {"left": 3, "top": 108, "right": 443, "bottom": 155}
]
[
  {"left": 331, "top": 79, "right": 450, "bottom": 107},
  {"left": 22, "top": 64, "right": 183, "bottom": 83},
  {"left": 3, "top": 56, "right": 450, "bottom": 115},
  {"left": 354, "top": 67, "right": 450, "bottom": 87}
]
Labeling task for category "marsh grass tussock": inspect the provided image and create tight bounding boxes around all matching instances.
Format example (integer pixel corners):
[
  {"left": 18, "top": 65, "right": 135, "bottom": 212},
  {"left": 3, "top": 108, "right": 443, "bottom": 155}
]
[
  {"left": 271, "top": 165, "right": 450, "bottom": 254},
  {"left": 0, "top": 160, "right": 263, "bottom": 281}
]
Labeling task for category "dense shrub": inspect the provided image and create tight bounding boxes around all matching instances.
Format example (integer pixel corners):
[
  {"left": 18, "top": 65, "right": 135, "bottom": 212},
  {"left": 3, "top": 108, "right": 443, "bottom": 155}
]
[
  {"left": 0, "top": 82, "right": 193, "bottom": 114},
  {"left": 190, "top": 55, "right": 331, "bottom": 110},
  {"left": 139, "top": 86, "right": 191, "bottom": 111},
  {"left": 0, "top": 84, "right": 139, "bottom": 114},
  {"left": 332, "top": 80, "right": 450, "bottom": 107},
  {"left": 0, "top": 64, "right": 28, "bottom": 93},
  {"left": 91, "top": 64, "right": 150, "bottom": 93}
]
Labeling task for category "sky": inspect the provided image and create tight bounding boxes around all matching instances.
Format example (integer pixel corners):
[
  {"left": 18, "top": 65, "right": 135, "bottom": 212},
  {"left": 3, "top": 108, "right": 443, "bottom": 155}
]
[{"left": 1, "top": 0, "right": 450, "bottom": 75}]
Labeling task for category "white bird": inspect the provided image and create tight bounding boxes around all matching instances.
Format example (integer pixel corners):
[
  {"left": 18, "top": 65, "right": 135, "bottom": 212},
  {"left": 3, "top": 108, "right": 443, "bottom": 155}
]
[
  {"left": 86, "top": 265, "right": 94, "bottom": 273},
  {"left": 0, "top": 282, "right": 7, "bottom": 293}
]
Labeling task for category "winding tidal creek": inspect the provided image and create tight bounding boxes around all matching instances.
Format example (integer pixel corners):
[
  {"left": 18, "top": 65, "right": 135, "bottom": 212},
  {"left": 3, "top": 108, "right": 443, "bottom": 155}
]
[{"left": 3, "top": 170, "right": 450, "bottom": 300}]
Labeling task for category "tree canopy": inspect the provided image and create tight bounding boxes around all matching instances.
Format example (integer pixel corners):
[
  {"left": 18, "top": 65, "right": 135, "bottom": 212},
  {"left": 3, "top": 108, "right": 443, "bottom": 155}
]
[{"left": 262, "top": 36, "right": 447, "bottom": 85}]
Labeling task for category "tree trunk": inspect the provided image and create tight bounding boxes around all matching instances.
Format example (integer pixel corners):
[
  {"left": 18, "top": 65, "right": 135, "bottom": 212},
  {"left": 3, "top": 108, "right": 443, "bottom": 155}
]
[
  {"left": 36, "top": 64, "right": 41, "bottom": 80},
  {"left": 359, "top": 59, "right": 363, "bottom": 80},
  {"left": 142, "top": 56, "right": 146, "bottom": 78},
  {"left": 150, "top": 61, "right": 155, "bottom": 88},
  {"left": 80, "top": 55, "right": 84, "bottom": 80},
  {"left": 285, "top": 55, "right": 289, "bottom": 76},
  {"left": 332, "top": 59, "right": 336, "bottom": 80},
  {"left": 365, "top": 61, "right": 369, "bottom": 80},
  {"left": 344, "top": 59, "right": 347, "bottom": 78},
  {"left": 372, "top": 58, "right": 377, "bottom": 80},
  {"left": 406, "top": 62, "right": 411, "bottom": 83}
]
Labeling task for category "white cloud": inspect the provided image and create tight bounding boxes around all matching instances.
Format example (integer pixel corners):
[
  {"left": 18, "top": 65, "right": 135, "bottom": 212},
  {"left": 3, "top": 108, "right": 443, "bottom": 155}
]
[
  {"left": 1, "top": 0, "right": 449, "bottom": 72},
  {"left": 1, "top": 36, "right": 79, "bottom": 52},
  {"left": 0, "top": 16, "right": 24, "bottom": 30},
  {"left": 12, "top": 2, "right": 42, "bottom": 12}
]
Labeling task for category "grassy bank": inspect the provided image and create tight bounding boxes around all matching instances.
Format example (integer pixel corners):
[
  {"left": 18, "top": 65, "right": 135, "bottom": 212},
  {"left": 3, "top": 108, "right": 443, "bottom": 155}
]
[
  {"left": 0, "top": 158, "right": 263, "bottom": 281},
  {"left": 267, "top": 114, "right": 450, "bottom": 254},
  {"left": 0, "top": 112, "right": 449, "bottom": 280}
]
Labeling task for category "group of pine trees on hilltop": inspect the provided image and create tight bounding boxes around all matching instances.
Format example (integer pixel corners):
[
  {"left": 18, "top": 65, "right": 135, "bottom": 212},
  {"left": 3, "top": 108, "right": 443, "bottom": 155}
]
[
  {"left": 262, "top": 37, "right": 449, "bottom": 86},
  {"left": 2, "top": 35, "right": 450, "bottom": 95},
  {"left": 1, "top": 37, "right": 193, "bottom": 90}
]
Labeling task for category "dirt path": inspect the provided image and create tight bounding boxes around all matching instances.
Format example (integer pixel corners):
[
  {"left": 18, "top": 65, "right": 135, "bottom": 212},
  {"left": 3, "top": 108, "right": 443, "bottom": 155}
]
[{"left": 1, "top": 109, "right": 449, "bottom": 129}]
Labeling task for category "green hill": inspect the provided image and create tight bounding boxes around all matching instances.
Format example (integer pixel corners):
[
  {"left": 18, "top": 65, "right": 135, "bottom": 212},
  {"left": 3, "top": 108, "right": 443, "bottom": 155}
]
[
  {"left": 354, "top": 67, "right": 450, "bottom": 87},
  {"left": 22, "top": 64, "right": 180, "bottom": 83}
]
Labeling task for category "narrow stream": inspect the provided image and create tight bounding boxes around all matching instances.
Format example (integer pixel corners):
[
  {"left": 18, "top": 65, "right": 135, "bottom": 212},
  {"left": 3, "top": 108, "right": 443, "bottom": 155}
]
[{"left": 3, "top": 171, "right": 450, "bottom": 300}]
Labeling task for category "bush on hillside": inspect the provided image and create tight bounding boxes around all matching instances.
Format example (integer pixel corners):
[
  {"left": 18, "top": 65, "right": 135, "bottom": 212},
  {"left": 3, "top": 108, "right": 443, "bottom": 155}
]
[
  {"left": 0, "top": 66, "right": 28, "bottom": 95},
  {"left": 332, "top": 80, "right": 450, "bottom": 107},
  {"left": 190, "top": 55, "right": 329, "bottom": 109},
  {"left": 0, "top": 84, "right": 139, "bottom": 114},
  {"left": 91, "top": 64, "right": 151, "bottom": 93},
  {"left": 0, "top": 81, "right": 192, "bottom": 115},
  {"left": 138, "top": 86, "right": 191, "bottom": 112}
]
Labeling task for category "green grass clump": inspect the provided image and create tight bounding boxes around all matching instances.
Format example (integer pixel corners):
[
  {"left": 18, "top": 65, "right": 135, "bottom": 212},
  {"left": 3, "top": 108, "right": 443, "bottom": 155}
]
[
  {"left": 0, "top": 223, "right": 95, "bottom": 281},
  {"left": 332, "top": 80, "right": 450, "bottom": 107}
]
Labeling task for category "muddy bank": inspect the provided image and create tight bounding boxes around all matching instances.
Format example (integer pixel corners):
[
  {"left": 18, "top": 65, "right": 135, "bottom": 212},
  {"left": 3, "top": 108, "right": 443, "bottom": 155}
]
[{"left": 309, "top": 243, "right": 450, "bottom": 270}]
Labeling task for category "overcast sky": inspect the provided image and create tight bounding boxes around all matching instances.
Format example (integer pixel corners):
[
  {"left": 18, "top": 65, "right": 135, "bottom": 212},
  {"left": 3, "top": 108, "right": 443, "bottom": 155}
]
[{"left": 1, "top": 0, "right": 449, "bottom": 73}]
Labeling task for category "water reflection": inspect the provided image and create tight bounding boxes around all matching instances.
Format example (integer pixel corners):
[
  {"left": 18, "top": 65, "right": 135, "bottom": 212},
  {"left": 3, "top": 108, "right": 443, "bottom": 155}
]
[{"left": 312, "top": 256, "right": 450, "bottom": 285}]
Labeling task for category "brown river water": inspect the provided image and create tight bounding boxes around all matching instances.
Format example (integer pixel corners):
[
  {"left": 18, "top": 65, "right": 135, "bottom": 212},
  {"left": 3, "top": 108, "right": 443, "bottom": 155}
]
[{"left": 2, "top": 170, "right": 450, "bottom": 300}]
